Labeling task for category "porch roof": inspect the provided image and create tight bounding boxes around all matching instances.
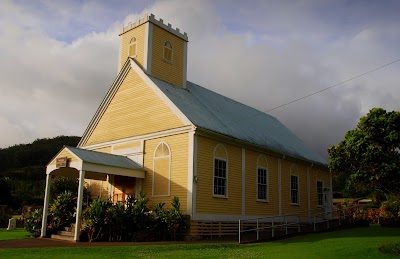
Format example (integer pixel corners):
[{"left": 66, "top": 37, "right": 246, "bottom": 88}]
[
  {"left": 46, "top": 146, "right": 144, "bottom": 179},
  {"left": 66, "top": 146, "right": 142, "bottom": 170}
]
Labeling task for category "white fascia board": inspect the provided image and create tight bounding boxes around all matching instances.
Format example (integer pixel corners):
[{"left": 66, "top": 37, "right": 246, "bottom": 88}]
[
  {"left": 129, "top": 58, "right": 193, "bottom": 126},
  {"left": 46, "top": 146, "right": 82, "bottom": 168},
  {"left": 81, "top": 162, "right": 145, "bottom": 178},
  {"left": 78, "top": 60, "right": 131, "bottom": 147},
  {"left": 81, "top": 125, "right": 195, "bottom": 151}
]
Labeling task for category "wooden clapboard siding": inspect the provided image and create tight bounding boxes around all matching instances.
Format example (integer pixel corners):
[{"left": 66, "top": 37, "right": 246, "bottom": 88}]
[
  {"left": 310, "top": 167, "right": 331, "bottom": 210},
  {"left": 281, "top": 160, "right": 308, "bottom": 214},
  {"left": 120, "top": 24, "right": 146, "bottom": 69},
  {"left": 141, "top": 133, "right": 188, "bottom": 212},
  {"left": 151, "top": 24, "right": 184, "bottom": 88},
  {"left": 196, "top": 136, "right": 242, "bottom": 215},
  {"left": 245, "top": 150, "right": 279, "bottom": 216},
  {"left": 114, "top": 141, "right": 141, "bottom": 150},
  {"left": 84, "top": 69, "right": 185, "bottom": 145},
  {"left": 49, "top": 149, "right": 78, "bottom": 165},
  {"left": 93, "top": 146, "right": 112, "bottom": 153}
]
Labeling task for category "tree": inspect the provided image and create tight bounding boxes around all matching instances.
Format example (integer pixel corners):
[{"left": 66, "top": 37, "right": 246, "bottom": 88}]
[{"left": 328, "top": 108, "right": 400, "bottom": 197}]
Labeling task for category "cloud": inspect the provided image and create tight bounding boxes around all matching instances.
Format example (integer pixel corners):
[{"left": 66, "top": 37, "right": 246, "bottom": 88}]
[{"left": 1, "top": 0, "right": 399, "bottom": 161}]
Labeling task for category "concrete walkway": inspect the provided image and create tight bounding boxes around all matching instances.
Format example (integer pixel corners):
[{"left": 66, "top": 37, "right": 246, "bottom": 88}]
[{"left": 0, "top": 238, "right": 231, "bottom": 249}]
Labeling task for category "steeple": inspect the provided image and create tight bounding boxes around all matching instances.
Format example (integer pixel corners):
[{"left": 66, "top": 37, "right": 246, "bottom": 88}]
[{"left": 119, "top": 14, "right": 188, "bottom": 88}]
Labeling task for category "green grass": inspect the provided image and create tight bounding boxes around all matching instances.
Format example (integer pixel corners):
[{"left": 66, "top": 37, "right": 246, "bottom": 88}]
[
  {"left": 1, "top": 225, "right": 399, "bottom": 258},
  {"left": 0, "top": 228, "right": 31, "bottom": 241}
]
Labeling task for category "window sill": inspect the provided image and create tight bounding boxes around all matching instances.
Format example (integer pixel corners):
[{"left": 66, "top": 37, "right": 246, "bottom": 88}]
[
  {"left": 152, "top": 194, "right": 170, "bottom": 198},
  {"left": 256, "top": 199, "right": 269, "bottom": 203},
  {"left": 213, "top": 195, "right": 228, "bottom": 199},
  {"left": 163, "top": 58, "right": 173, "bottom": 64},
  {"left": 290, "top": 203, "right": 300, "bottom": 206}
]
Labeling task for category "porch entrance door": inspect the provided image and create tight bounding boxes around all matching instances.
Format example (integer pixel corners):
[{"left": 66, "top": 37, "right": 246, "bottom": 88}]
[
  {"left": 113, "top": 176, "right": 136, "bottom": 204},
  {"left": 324, "top": 188, "right": 332, "bottom": 219}
]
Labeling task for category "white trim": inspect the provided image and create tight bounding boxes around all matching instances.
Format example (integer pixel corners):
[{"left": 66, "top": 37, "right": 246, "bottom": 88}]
[
  {"left": 192, "top": 213, "right": 305, "bottom": 222},
  {"left": 241, "top": 148, "right": 245, "bottom": 216},
  {"left": 192, "top": 134, "right": 198, "bottom": 215},
  {"left": 74, "top": 170, "right": 85, "bottom": 241},
  {"left": 78, "top": 60, "right": 131, "bottom": 147},
  {"left": 129, "top": 58, "right": 192, "bottom": 126},
  {"left": 307, "top": 165, "right": 311, "bottom": 217},
  {"left": 81, "top": 125, "right": 194, "bottom": 151},
  {"left": 128, "top": 37, "right": 138, "bottom": 58},
  {"left": 143, "top": 23, "right": 149, "bottom": 71},
  {"left": 152, "top": 142, "right": 171, "bottom": 197},
  {"left": 256, "top": 154, "right": 269, "bottom": 202},
  {"left": 278, "top": 158, "right": 282, "bottom": 215},
  {"left": 182, "top": 40, "right": 187, "bottom": 89},
  {"left": 118, "top": 34, "right": 122, "bottom": 72},
  {"left": 78, "top": 58, "right": 193, "bottom": 147},
  {"left": 187, "top": 131, "right": 195, "bottom": 216},
  {"left": 213, "top": 144, "right": 228, "bottom": 198},
  {"left": 162, "top": 40, "right": 173, "bottom": 64},
  {"left": 121, "top": 14, "right": 188, "bottom": 42},
  {"left": 147, "top": 22, "right": 153, "bottom": 74},
  {"left": 41, "top": 173, "right": 52, "bottom": 238}
]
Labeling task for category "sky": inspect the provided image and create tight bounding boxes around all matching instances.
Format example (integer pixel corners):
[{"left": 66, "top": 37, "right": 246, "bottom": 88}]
[{"left": 1, "top": 0, "right": 399, "bottom": 159}]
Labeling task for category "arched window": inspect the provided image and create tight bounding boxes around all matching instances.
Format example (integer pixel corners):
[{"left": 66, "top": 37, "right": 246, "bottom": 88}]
[
  {"left": 152, "top": 142, "right": 171, "bottom": 197},
  {"left": 163, "top": 41, "right": 173, "bottom": 63},
  {"left": 213, "top": 144, "right": 228, "bottom": 197},
  {"left": 128, "top": 37, "right": 137, "bottom": 57},
  {"left": 257, "top": 155, "right": 268, "bottom": 201},
  {"left": 290, "top": 164, "right": 299, "bottom": 204}
]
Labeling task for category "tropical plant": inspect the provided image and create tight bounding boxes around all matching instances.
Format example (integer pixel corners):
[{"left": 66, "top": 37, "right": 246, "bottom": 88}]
[
  {"left": 49, "top": 191, "right": 76, "bottom": 229},
  {"left": 83, "top": 198, "right": 112, "bottom": 242},
  {"left": 24, "top": 208, "right": 43, "bottom": 237}
]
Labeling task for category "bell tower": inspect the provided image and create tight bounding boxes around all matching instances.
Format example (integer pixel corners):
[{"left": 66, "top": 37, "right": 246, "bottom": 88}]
[{"left": 119, "top": 14, "right": 188, "bottom": 88}]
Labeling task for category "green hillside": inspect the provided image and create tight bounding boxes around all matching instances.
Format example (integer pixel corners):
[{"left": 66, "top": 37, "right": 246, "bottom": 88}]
[{"left": 0, "top": 136, "right": 80, "bottom": 209}]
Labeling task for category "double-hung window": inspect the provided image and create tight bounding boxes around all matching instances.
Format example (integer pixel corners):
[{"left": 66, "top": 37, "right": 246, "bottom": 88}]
[
  {"left": 213, "top": 144, "right": 228, "bottom": 197},
  {"left": 317, "top": 181, "right": 323, "bottom": 207}
]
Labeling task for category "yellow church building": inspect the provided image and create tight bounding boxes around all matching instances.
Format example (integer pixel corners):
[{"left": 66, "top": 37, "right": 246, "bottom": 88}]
[{"left": 41, "top": 14, "right": 332, "bottom": 241}]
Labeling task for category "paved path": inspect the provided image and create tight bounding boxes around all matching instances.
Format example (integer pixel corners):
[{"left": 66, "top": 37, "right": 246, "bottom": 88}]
[{"left": 0, "top": 238, "right": 231, "bottom": 249}]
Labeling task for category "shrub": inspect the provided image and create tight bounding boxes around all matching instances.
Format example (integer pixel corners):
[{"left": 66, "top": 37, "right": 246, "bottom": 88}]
[
  {"left": 49, "top": 191, "right": 77, "bottom": 229},
  {"left": 83, "top": 198, "right": 112, "bottom": 242},
  {"left": 379, "top": 242, "right": 400, "bottom": 256},
  {"left": 24, "top": 208, "right": 43, "bottom": 237}
]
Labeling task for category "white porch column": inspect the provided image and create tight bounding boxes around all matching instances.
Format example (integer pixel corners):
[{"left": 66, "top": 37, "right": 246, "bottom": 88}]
[
  {"left": 41, "top": 173, "right": 52, "bottom": 238},
  {"left": 74, "top": 170, "right": 85, "bottom": 241}
]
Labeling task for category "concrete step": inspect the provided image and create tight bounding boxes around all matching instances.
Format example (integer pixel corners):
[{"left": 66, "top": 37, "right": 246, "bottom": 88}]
[
  {"left": 64, "top": 226, "right": 75, "bottom": 232},
  {"left": 51, "top": 234, "right": 75, "bottom": 241},
  {"left": 57, "top": 230, "right": 75, "bottom": 237}
]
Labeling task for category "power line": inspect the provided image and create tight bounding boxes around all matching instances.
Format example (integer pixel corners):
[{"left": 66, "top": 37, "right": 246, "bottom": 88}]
[
  {"left": 265, "top": 58, "right": 400, "bottom": 113},
  {"left": 226, "top": 57, "right": 400, "bottom": 126}
]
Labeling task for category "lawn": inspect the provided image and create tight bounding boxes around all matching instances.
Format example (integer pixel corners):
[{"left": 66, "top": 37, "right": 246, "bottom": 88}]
[
  {"left": 0, "top": 225, "right": 399, "bottom": 258},
  {"left": 0, "top": 228, "right": 31, "bottom": 241}
]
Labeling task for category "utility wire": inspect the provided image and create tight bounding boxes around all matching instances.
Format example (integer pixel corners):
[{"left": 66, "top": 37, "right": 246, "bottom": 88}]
[
  {"left": 265, "top": 58, "right": 400, "bottom": 113},
  {"left": 226, "top": 57, "right": 400, "bottom": 126}
]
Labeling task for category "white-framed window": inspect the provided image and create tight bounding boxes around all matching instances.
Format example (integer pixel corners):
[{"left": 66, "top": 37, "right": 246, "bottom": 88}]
[
  {"left": 213, "top": 144, "right": 228, "bottom": 197},
  {"left": 290, "top": 164, "right": 299, "bottom": 204},
  {"left": 257, "top": 155, "right": 268, "bottom": 201},
  {"left": 152, "top": 142, "right": 171, "bottom": 197},
  {"left": 163, "top": 41, "right": 173, "bottom": 63},
  {"left": 317, "top": 180, "right": 323, "bottom": 207},
  {"left": 128, "top": 37, "right": 137, "bottom": 57}
]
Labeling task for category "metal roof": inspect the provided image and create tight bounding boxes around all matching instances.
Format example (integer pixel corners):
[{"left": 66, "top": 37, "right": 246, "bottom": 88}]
[
  {"left": 150, "top": 76, "right": 327, "bottom": 165},
  {"left": 66, "top": 146, "right": 143, "bottom": 170}
]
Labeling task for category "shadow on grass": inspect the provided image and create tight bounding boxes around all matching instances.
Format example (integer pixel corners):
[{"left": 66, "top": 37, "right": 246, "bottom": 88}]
[{"left": 273, "top": 224, "right": 400, "bottom": 244}]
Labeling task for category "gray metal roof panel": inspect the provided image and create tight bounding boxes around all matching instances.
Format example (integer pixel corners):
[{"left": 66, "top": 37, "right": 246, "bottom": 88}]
[
  {"left": 66, "top": 146, "right": 143, "bottom": 170},
  {"left": 150, "top": 77, "right": 327, "bottom": 165}
]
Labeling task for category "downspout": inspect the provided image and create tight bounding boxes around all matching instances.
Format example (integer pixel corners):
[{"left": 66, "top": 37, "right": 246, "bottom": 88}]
[
  {"left": 278, "top": 155, "right": 285, "bottom": 216},
  {"left": 308, "top": 163, "right": 313, "bottom": 219}
]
